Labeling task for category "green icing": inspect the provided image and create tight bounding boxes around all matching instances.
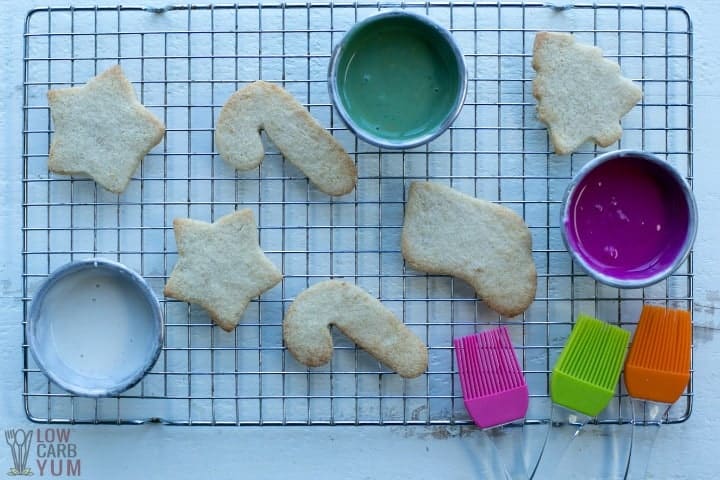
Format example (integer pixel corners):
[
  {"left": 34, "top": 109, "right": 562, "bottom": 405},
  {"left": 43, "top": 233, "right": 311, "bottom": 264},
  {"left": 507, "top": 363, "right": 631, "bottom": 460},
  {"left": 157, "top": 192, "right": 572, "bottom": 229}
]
[{"left": 335, "top": 15, "right": 461, "bottom": 143}]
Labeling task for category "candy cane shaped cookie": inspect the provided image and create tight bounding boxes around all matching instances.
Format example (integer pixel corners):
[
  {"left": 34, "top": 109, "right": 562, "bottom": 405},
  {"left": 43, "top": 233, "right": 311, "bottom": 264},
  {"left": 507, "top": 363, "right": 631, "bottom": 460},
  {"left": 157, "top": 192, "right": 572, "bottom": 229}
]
[
  {"left": 283, "top": 280, "right": 427, "bottom": 378},
  {"left": 215, "top": 81, "right": 357, "bottom": 196}
]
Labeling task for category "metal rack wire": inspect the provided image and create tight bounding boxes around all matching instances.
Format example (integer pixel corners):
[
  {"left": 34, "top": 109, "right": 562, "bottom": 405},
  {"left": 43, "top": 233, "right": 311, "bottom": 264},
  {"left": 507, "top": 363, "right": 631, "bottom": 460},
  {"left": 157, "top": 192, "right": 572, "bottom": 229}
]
[{"left": 22, "top": 2, "right": 693, "bottom": 425}]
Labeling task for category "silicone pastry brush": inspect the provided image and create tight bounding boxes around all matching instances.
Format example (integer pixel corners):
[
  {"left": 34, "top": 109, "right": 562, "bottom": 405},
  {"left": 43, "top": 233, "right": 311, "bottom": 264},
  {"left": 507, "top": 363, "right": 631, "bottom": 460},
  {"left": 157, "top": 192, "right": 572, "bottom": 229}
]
[
  {"left": 454, "top": 326, "right": 529, "bottom": 479},
  {"left": 623, "top": 305, "right": 691, "bottom": 479},
  {"left": 531, "top": 314, "right": 630, "bottom": 479}
]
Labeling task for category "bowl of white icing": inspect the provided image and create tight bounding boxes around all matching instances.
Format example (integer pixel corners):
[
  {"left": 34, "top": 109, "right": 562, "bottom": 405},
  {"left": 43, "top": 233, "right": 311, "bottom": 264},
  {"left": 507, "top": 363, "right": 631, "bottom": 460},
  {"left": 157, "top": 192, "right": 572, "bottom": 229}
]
[{"left": 28, "top": 258, "right": 163, "bottom": 397}]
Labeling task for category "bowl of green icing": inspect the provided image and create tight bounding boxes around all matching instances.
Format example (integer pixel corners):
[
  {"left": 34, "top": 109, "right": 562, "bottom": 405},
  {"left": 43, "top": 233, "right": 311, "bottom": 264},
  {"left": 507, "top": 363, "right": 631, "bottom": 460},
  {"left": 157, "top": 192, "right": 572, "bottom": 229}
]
[{"left": 329, "top": 10, "right": 467, "bottom": 149}]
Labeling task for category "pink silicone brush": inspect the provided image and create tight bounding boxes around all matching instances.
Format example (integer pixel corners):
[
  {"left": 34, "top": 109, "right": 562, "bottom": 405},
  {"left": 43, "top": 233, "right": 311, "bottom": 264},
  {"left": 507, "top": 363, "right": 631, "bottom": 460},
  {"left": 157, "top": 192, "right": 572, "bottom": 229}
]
[{"left": 454, "top": 326, "right": 530, "bottom": 479}]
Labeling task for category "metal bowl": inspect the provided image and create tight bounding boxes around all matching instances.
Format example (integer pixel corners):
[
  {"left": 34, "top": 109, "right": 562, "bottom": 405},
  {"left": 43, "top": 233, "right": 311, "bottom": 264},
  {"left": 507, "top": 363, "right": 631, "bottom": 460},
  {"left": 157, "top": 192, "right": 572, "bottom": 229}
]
[
  {"left": 328, "top": 10, "right": 468, "bottom": 149},
  {"left": 27, "top": 258, "right": 163, "bottom": 397},
  {"left": 561, "top": 150, "right": 697, "bottom": 288}
]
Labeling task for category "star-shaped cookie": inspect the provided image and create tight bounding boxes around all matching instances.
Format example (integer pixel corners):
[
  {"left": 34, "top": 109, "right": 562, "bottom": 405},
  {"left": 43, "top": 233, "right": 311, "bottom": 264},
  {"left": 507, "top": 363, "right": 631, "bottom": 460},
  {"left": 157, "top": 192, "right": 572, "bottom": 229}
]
[
  {"left": 532, "top": 32, "right": 643, "bottom": 155},
  {"left": 164, "top": 210, "right": 282, "bottom": 332},
  {"left": 47, "top": 65, "right": 165, "bottom": 193}
]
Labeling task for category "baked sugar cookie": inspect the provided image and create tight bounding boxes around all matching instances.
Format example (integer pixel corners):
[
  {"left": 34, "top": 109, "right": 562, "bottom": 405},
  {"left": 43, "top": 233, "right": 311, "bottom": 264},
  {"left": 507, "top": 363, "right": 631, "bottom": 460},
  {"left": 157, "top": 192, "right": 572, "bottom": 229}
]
[
  {"left": 164, "top": 210, "right": 282, "bottom": 332},
  {"left": 283, "top": 280, "right": 427, "bottom": 378},
  {"left": 401, "top": 182, "right": 536, "bottom": 317},
  {"left": 532, "top": 32, "right": 643, "bottom": 154},
  {"left": 216, "top": 81, "right": 357, "bottom": 196},
  {"left": 48, "top": 65, "right": 165, "bottom": 193}
]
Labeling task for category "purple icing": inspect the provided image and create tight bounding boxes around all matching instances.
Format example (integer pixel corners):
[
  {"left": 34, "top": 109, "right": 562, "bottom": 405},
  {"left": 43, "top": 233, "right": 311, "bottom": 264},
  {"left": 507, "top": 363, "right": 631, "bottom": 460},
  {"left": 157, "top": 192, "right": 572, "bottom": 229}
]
[{"left": 563, "top": 154, "right": 690, "bottom": 282}]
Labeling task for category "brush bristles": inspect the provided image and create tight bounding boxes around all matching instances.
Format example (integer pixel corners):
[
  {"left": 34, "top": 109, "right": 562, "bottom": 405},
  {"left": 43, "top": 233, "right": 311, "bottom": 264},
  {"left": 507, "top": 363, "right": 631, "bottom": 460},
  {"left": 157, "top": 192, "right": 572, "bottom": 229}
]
[
  {"left": 454, "top": 326, "right": 525, "bottom": 399},
  {"left": 626, "top": 305, "right": 691, "bottom": 374},
  {"left": 554, "top": 314, "right": 630, "bottom": 391},
  {"left": 624, "top": 305, "right": 691, "bottom": 403}
]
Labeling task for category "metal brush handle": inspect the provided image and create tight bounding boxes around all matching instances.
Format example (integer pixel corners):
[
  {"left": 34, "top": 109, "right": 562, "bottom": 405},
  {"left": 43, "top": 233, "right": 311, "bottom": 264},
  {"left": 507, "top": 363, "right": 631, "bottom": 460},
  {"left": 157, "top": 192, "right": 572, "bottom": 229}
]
[
  {"left": 486, "top": 421, "right": 529, "bottom": 480},
  {"left": 529, "top": 404, "right": 591, "bottom": 479},
  {"left": 623, "top": 400, "right": 670, "bottom": 480}
]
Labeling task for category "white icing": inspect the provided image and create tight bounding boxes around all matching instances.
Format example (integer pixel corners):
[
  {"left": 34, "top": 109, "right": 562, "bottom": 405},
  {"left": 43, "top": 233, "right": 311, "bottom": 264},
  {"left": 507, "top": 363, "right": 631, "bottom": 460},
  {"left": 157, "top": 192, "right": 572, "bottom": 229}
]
[{"left": 32, "top": 266, "right": 159, "bottom": 393}]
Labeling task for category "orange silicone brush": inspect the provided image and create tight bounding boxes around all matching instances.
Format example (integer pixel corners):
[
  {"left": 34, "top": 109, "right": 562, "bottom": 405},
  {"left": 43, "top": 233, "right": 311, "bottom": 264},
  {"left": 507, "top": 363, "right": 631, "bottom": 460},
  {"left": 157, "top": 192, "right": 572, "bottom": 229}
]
[
  {"left": 623, "top": 305, "right": 691, "bottom": 479},
  {"left": 624, "top": 305, "right": 691, "bottom": 403}
]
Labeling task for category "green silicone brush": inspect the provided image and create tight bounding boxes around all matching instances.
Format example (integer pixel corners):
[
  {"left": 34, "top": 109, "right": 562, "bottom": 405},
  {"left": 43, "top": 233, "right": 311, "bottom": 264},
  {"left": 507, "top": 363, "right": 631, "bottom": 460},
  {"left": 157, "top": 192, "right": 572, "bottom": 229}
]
[
  {"left": 551, "top": 314, "right": 630, "bottom": 416},
  {"left": 531, "top": 314, "right": 630, "bottom": 479}
]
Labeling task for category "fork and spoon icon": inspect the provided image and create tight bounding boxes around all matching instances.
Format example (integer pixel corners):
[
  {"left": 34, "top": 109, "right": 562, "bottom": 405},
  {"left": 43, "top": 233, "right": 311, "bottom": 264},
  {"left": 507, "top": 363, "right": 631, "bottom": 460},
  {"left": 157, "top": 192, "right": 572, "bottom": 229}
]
[{"left": 4, "top": 429, "right": 33, "bottom": 476}]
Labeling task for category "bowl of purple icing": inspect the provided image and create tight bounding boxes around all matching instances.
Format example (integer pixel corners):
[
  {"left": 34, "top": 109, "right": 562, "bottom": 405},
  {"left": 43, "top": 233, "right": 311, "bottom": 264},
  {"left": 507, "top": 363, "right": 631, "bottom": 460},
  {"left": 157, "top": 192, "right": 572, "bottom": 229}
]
[{"left": 561, "top": 150, "right": 697, "bottom": 288}]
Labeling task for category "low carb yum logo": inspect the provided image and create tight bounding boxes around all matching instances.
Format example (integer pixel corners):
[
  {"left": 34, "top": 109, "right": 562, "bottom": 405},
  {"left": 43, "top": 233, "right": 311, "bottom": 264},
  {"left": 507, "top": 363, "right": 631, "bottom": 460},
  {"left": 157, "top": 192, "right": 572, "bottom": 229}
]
[{"left": 5, "top": 428, "right": 81, "bottom": 477}]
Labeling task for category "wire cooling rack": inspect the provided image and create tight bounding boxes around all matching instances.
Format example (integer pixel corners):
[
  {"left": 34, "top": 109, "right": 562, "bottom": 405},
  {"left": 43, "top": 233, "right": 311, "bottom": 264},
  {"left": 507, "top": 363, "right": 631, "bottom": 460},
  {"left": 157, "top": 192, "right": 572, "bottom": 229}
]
[{"left": 22, "top": 2, "right": 693, "bottom": 425}]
